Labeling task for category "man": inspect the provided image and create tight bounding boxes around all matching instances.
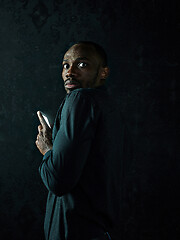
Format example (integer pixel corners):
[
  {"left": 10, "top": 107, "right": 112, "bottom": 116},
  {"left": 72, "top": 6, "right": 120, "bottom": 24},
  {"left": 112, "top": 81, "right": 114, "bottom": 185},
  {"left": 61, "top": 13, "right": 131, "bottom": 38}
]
[{"left": 36, "top": 41, "right": 132, "bottom": 240}]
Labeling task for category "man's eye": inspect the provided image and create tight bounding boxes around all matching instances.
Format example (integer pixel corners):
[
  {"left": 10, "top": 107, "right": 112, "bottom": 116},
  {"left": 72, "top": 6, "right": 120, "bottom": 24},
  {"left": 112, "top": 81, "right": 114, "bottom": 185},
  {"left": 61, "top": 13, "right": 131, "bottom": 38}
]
[
  {"left": 63, "top": 63, "right": 69, "bottom": 69},
  {"left": 78, "top": 62, "right": 87, "bottom": 68}
]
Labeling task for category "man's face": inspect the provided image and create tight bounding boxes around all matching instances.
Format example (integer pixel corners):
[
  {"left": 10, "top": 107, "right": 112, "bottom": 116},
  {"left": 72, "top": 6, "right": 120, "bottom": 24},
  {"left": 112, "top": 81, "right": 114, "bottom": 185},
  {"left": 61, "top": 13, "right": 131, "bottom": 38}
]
[{"left": 62, "top": 44, "right": 108, "bottom": 94}]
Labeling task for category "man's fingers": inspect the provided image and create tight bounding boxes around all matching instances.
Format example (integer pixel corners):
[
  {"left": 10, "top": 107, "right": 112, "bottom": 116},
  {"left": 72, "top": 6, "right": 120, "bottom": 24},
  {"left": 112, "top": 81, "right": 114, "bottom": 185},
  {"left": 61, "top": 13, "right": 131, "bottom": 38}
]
[
  {"left": 35, "top": 139, "right": 39, "bottom": 147},
  {"left": 37, "top": 111, "right": 47, "bottom": 128},
  {"left": 38, "top": 125, "right": 43, "bottom": 134}
]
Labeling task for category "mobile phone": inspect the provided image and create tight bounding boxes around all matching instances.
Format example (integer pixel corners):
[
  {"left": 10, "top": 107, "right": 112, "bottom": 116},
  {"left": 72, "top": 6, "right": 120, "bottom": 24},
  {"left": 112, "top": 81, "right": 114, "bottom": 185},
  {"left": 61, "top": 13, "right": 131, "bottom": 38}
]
[{"left": 41, "top": 112, "right": 51, "bottom": 128}]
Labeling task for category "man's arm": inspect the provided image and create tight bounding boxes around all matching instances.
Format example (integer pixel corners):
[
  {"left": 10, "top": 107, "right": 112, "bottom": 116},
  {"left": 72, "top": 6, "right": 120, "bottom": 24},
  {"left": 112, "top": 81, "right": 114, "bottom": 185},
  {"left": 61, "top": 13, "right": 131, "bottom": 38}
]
[{"left": 38, "top": 91, "right": 99, "bottom": 196}]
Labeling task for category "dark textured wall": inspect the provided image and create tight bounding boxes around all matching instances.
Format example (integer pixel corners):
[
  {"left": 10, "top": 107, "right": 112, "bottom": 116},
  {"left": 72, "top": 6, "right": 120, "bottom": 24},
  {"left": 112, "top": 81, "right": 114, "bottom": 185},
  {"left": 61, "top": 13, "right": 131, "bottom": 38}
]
[{"left": 0, "top": 0, "right": 179, "bottom": 239}]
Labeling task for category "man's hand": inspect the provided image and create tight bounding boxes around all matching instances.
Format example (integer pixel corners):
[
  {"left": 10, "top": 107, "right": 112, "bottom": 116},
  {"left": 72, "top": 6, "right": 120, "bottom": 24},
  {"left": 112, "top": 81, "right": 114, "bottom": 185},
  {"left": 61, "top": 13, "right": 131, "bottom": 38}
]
[{"left": 35, "top": 111, "right": 53, "bottom": 155}]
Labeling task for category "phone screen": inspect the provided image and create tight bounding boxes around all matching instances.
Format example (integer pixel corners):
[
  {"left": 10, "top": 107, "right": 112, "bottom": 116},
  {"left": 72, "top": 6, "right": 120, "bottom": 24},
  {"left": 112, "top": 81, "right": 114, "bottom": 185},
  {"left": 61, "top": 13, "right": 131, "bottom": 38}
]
[{"left": 42, "top": 113, "right": 51, "bottom": 128}]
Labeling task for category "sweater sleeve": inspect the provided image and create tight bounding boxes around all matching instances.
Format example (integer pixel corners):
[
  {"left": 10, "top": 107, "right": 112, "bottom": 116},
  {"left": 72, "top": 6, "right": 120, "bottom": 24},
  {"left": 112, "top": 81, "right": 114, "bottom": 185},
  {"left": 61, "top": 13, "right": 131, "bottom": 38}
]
[{"left": 39, "top": 90, "right": 99, "bottom": 196}]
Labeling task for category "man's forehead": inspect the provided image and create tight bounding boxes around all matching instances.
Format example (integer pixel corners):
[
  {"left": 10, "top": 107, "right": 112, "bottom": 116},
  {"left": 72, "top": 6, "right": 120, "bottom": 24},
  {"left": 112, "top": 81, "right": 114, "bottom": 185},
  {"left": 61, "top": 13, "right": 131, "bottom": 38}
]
[{"left": 63, "top": 44, "right": 97, "bottom": 60}]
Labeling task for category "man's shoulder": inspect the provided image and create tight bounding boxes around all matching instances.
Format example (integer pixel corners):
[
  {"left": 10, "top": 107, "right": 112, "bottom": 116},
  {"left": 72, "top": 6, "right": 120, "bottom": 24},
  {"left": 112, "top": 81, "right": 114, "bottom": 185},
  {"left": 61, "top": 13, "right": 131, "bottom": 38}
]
[
  {"left": 63, "top": 88, "right": 97, "bottom": 112},
  {"left": 63, "top": 85, "right": 111, "bottom": 115},
  {"left": 66, "top": 86, "right": 108, "bottom": 102},
  {"left": 61, "top": 88, "right": 103, "bottom": 121}
]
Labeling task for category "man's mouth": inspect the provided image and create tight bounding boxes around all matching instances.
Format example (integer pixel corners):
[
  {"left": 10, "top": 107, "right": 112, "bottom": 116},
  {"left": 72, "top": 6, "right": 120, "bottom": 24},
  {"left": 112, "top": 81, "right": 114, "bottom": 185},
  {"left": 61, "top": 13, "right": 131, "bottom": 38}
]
[{"left": 64, "top": 79, "right": 81, "bottom": 89}]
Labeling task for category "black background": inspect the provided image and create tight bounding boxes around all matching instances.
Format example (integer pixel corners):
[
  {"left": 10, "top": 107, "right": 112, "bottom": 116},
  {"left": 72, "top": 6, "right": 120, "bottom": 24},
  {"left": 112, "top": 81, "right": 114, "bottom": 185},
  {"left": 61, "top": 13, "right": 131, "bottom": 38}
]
[{"left": 0, "top": 0, "right": 179, "bottom": 239}]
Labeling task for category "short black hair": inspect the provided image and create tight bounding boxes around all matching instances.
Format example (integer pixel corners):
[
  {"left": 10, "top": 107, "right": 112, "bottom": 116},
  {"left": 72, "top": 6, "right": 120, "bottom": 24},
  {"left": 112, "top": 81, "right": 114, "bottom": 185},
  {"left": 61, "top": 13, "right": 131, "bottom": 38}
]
[{"left": 76, "top": 41, "right": 108, "bottom": 67}]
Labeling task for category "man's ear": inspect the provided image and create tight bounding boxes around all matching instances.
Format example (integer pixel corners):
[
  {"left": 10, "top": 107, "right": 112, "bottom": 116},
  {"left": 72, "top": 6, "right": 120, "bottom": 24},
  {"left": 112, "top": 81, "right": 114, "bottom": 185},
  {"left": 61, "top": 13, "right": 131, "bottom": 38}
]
[{"left": 100, "top": 66, "right": 110, "bottom": 80}]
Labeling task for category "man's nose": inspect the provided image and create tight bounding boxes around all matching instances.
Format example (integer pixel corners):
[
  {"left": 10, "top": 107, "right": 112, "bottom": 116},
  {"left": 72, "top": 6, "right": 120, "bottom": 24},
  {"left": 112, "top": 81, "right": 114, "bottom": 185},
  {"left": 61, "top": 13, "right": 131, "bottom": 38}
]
[{"left": 66, "top": 65, "right": 77, "bottom": 78}]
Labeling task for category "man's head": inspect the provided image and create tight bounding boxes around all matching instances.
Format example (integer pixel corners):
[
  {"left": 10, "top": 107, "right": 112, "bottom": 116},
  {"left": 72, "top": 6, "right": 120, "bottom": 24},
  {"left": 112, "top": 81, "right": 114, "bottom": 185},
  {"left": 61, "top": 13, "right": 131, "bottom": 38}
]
[{"left": 62, "top": 41, "right": 109, "bottom": 93}]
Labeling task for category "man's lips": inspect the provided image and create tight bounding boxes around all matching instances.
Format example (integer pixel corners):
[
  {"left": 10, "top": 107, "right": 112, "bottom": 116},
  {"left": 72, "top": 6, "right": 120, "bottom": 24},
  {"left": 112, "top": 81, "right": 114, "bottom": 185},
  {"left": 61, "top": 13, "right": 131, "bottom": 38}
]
[{"left": 64, "top": 79, "right": 80, "bottom": 88}]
